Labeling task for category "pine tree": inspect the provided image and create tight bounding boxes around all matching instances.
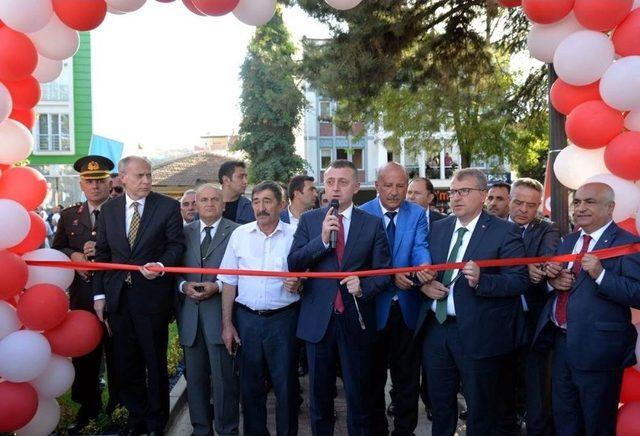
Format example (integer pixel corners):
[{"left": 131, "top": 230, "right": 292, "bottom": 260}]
[{"left": 236, "top": 6, "right": 307, "bottom": 183}]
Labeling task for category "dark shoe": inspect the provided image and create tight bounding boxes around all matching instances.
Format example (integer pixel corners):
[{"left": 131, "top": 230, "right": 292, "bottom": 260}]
[
  {"left": 67, "top": 419, "right": 90, "bottom": 435},
  {"left": 459, "top": 409, "right": 468, "bottom": 420}
]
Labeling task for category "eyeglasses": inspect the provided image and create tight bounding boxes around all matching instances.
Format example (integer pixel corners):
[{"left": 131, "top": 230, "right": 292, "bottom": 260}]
[
  {"left": 110, "top": 186, "right": 124, "bottom": 194},
  {"left": 448, "top": 188, "right": 486, "bottom": 197}
]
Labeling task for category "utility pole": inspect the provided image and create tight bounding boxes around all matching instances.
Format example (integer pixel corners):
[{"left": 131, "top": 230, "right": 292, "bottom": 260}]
[{"left": 548, "top": 64, "right": 570, "bottom": 235}]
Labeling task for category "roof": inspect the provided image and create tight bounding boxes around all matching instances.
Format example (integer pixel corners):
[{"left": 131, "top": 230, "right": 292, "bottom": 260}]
[{"left": 152, "top": 152, "right": 231, "bottom": 187}]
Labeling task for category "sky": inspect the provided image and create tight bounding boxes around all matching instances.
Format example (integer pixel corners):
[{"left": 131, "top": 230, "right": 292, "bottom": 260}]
[{"left": 90, "top": 1, "right": 330, "bottom": 156}]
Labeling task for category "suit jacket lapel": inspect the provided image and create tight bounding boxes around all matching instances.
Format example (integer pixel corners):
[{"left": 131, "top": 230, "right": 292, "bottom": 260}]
[
  {"left": 462, "top": 212, "right": 491, "bottom": 262},
  {"left": 342, "top": 208, "right": 363, "bottom": 270},
  {"left": 79, "top": 202, "right": 92, "bottom": 230},
  {"left": 393, "top": 202, "right": 409, "bottom": 258},
  {"left": 115, "top": 196, "right": 128, "bottom": 251},
  {"left": 437, "top": 217, "right": 456, "bottom": 281},
  {"left": 189, "top": 223, "right": 201, "bottom": 262},
  {"left": 206, "top": 220, "right": 231, "bottom": 259}
]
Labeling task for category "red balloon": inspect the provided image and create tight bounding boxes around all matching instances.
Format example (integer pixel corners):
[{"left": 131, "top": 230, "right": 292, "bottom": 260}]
[
  {"left": 565, "top": 100, "right": 625, "bottom": 149},
  {"left": 621, "top": 367, "right": 640, "bottom": 403},
  {"left": 44, "top": 310, "right": 103, "bottom": 357},
  {"left": 618, "top": 218, "right": 638, "bottom": 234},
  {"left": 550, "top": 79, "right": 601, "bottom": 116},
  {"left": 522, "top": 0, "right": 574, "bottom": 24},
  {"left": 191, "top": 0, "right": 239, "bottom": 16},
  {"left": 182, "top": 0, "right": 206, "bottom": 15},
  {"left": 3, "top": 76, "right": 40, "bottom": 109},
  {"left": 52, "top": 0, "right": 108, "bottom": 31},
  {"left": 17, "top": 284, "right": 69, "bottom": 331},
  {"left": 617, "top": 401, "right": 640, "bottom": 436},
  {"left": 9, "top": 212, "right": 47, "bottom": 254},
  {"left": 613, "top": 9, "right": 640, "bottom": 57},
  {"left": 574, "top": 0, "right": 633, "bottom": 32},
  {"left": 9, "top": 107, "right": 35, "bottom": 129},
  {"left": 498, "top": 0, "right": 522, "bottom": 6},
  {"left": 605, "top": 131, "right": 640, "bottom": 180},
  {"left": 0, "top": 166, "right": 48, "bottom": 210},
  {"left": 0, "top": 250, "right": 28, "bottom": 300},
  {"left": 0, "top": 27, "right": 38, "bottom": 82},
  {"left": 0, "top": 381, "right": 38, "bottom": 432}
]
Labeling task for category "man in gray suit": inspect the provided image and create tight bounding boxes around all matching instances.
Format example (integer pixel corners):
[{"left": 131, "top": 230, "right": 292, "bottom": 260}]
[{"left": 177, "top": 183, "right": 240, "bottom": 436}]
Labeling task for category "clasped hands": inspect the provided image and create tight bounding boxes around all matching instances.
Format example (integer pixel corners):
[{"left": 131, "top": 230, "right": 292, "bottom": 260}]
[
  {"left": 545, "top": 254, "right": 603, "bottom": 291},
  {"left": 415, "top": 262, "right": 481, "bottom": 300},
  {"left": 183, "top": 281, "right": 219, "bottom": 300}
]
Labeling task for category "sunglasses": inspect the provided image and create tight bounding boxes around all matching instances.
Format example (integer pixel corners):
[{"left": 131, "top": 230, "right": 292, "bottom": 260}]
[{"left": 110, "top": 186, "right": 124, "bottom": 194}]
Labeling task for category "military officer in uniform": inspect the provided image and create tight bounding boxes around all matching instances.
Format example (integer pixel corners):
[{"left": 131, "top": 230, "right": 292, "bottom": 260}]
[{"left": 52, "top": 155, "right": 119, "bottom": 432}]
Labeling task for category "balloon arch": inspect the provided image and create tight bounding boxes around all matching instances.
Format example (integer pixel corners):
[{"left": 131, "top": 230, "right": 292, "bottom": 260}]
[{"left": 1, "top": 0, "right": 640, "bottom": 433}]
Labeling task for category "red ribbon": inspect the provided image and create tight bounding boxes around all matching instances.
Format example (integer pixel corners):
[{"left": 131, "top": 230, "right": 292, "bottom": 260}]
[{"left": 24, "top": 243, "right": 640, "bottom": 279}]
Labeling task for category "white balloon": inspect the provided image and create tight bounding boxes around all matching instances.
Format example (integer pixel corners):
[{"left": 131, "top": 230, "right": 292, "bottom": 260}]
[
  {"left": 33, "top": 54, "right": 63, "bottom": 83},
  {"left": 105, "top": 0, "right": 146, "bottom": 12},
  {"left": 0, "top": 301, "right": 21, "bottom": 341},
  {"left": 22, "top": 248, "right": 75, "bottom": 290},
  {"left": 0, "top": 82, "right": 12, "bottom": 124},
  {"left": 625, "top": 111, "right": 640, "bottom": 131},
  {"left": 28, "top": 13, "right": 80, "bottom": 61},
  {"left": 0, "top": 0, "right": 53, "bottom": 33},
  {"left": 233, "top": 0, "right": 276, "bottom": 26},
  {"left": 634, "top": 0, "right": 640, "bottom": 10},
  {"left": 16, "top": 398, "right": 60, "bottom": 436},
  {"left": 0, "top": 118, "right": 33, "bottom": 165},
  {"left": 527, "top": 12, "right": 585, "bottom": 64},
  {"left": 553, "top": 30, "right": 615, "bottom": 86},
  {"left": 586, "top": 173, "right": 640, "bottom": 222},
  {"left": 324, "top": 0, "right": 363, "bottom": 10},
  {"left": 107, "top": 5, "right": 127, "bottom": 14},
  {"left": 600, "top": 56, "right": 640, "bottom": 112},
  {"left": 553, "top": 144, "right": 611, "bottom": 190},
  {"left": 30, "top": 355, "right": 75, "bottom": 399},
  {"left": 0, "top": 330, "right": 51, "bottom": 382},
  {"left": 0, "top": 199, "right": 31, "bottom": 250}
]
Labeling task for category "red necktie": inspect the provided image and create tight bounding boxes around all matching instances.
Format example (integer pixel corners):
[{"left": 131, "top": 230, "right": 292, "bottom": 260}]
[
  {"left": 334, "top": 214, "right": 345, "bottom": 313},
  {"left": 555, "top": 234, "right": 592, "bottom": 326}
]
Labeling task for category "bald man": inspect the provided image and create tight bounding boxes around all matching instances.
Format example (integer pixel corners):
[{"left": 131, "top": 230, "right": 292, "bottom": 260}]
[
  {"left": 360, "top": 162, "right": 431, "bottom": 435},
  {"left": 534, "top": 182, "right": 640, "bottom": 436}
]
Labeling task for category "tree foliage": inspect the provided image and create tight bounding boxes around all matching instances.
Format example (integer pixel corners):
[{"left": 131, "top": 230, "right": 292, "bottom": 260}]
[
  {"left": 295, "top": 0, "right": 549, "bottom": 179},
  {"left": 236, "top": 6, "right": 307, "bottom": 183}
]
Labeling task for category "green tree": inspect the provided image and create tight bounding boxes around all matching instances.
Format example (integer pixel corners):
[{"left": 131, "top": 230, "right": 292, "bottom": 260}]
[{"left": 236, "top": 6, "right": 307, "bottom": 183}]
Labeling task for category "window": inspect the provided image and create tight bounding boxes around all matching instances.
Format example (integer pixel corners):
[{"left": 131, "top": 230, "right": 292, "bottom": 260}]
[
  {"left": 36, "top": 113, "right": 71, "bottom": 152},
  {"left": 320, "top": 148, "right": 332, "bottom": 169},
  {"left": 352, "top": 149, "right": 363, "bottom": 170},
  {"left": 336, "top": 148, "right": 348, "bottom": 160},
  {"left": 319, "top": 100, "right": 332, "bottom": 118}
]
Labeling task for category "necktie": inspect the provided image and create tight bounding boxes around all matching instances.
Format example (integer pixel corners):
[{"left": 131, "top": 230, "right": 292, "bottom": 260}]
[
  {"left": 125, "top": 202, "right": 141, "bottom": 285},
  {"left": 201, "top": 226, "right": 213, "bottom": 261},
  {"left": 91, "top": 209, "right": 100, "bottom": 230},
  {"left": 334, "top": 214, "right": 345, "bottom": 313},
  {"left": 385, "top": 211, "right": 397, "bottom": 252},
  {"left": 519, "top": 225, "right": 526, "bottom": 238},
  {"left": 128, "top": 202, "right": 141, "bottom": 247},
  {"left": 555, "top": 234, "right": 592, "bottom": 326},
  {"left": 436, "top": 227, "right": 468, "bottom": 324}
]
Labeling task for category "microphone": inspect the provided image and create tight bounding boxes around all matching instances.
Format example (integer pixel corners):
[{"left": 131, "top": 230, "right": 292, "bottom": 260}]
[{"left": 329, "top": 199, "right": 339, "bottom": 249}]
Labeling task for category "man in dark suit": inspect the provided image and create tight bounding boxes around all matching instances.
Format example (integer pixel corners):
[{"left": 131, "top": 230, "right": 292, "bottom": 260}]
[
  {"left": 52, "top": 155, "right": 117, "bottom": 433},
  {"left": 360, "top": 162, "right": 431, "bottom": 435},
  {"left": 415, "top": 168, "right": 528, "bottom": 435},
  {"left": 496, "top": 178, "right": 560, "bottom": 436},
  {"left": 218, "top": 160, "right": 254, "bottom": 224},
  {"left": 280, "top": 174, "right": 317, "bottom": 228},
  {"left": 93, "top": 156, "right": 185, "bottom": 436},
  {"left": 288, "top": 159, "right": 392, "bottom": 435},
  {"left": 407, "top": 177, "right": 446, "bottom": 225},
  {"left": 486, "top": 181, "right": 511, "bottom": 220},
  {"left": 177, "top": 183, "right": 240, "bottom": 436},
  {"left": 534, "top": 182, "right": 640, "bottom": 436}
]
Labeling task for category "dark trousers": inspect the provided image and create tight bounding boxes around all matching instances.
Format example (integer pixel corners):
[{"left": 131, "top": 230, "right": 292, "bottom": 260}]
[
  {"left": 235, "top": 304, "right": 299, "bottom": 436},
  {"left": 306, "top": 313, "right": 375, "bottom": 436},
  {"left": 421, "top": 314, "right": 503, "bottom": 436},
  {"left": 184, "top": 322, "right": 239, "bottom": 436},
  {"left": 371, "top": 302, "right": 420, "bottom": 436},
  {"left": 109, "top": 289, "right": 170, "bottom": 433},
  {"left": 71, "top": 340, "right": 103, "bottom": 416},
  {"left": 103, "top": 329, "right": 121, "bottom": 410},
  {"left": 551, "top": 331, "right": 622, "bottom": 436}
]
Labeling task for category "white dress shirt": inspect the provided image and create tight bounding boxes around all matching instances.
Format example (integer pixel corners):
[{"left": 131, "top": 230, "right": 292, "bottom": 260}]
[
  {"left": 287, "top": 206, "right": 300, "bottom": 229},
  {"left": 550, "top": 221, "right": 611, "bottom": 328},
  {"left": 431, "top": 212, "right": 482, "bottom": 316},
  {"left": 218, "top": 220, "right": 299, "bottom": 310},
  {"left": 178, "top": 218, "right": 223, "bottom": 293}
]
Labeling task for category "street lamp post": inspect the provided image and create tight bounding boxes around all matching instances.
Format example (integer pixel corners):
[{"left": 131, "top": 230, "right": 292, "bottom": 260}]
[{"left": 548, "top": 64, "right": 570, "bottom": 235}]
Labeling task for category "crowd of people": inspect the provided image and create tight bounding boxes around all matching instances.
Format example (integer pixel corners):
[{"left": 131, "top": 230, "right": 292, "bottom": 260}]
[{"left": 51, "top": 154, "right": 640, "bottom": 436}]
